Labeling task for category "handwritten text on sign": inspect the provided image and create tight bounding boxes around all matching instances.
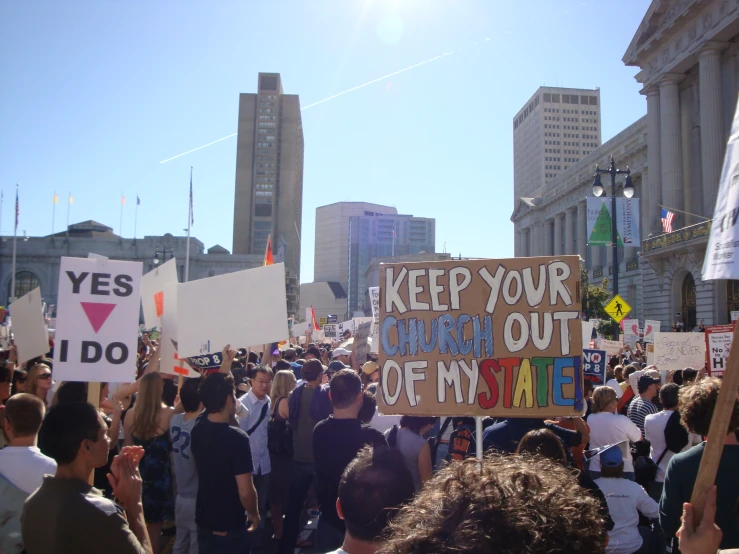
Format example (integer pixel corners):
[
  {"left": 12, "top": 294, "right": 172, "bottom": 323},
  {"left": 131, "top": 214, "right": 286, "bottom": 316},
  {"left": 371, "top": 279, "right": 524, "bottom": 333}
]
[
  {"left": 379, "top": 256, "right": 584, "bottom": 417},
  {"left": 653, "top": 332, "right": 706, "bottom": 370}
]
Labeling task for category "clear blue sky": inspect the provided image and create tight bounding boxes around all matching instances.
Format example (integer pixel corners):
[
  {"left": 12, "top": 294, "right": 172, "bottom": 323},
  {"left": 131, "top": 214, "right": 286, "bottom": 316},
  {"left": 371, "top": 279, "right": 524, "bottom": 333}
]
[{"left": 0, "top": 0, "right": 649, "bottom": 282}]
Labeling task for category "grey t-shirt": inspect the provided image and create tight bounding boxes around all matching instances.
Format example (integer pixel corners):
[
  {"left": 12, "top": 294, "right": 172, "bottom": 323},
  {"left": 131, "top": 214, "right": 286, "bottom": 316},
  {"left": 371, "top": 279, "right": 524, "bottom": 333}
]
[
  {"left": 170, "top": 412, "right": 200, "bottom": 499},
  {"left": 387, "top": 427, "right": 427, "bottom": 491}
]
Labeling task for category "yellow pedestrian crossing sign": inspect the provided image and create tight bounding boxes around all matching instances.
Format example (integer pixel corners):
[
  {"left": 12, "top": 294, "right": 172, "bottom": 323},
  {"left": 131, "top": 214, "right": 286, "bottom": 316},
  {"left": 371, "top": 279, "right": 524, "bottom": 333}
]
[{"left": 604, "top": 294, "right": 631, "bottom": 324}]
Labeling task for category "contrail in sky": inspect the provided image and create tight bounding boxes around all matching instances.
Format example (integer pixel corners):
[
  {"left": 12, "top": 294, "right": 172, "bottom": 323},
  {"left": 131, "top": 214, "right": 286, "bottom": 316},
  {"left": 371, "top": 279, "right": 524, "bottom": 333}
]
[{"left": 159, "top": 40, "right": 490, "bottom": 164}]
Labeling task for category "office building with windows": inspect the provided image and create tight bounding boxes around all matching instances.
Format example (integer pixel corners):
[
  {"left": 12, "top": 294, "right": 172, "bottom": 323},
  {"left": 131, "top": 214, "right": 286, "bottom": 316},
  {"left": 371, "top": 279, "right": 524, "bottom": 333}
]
[
  {"left": 347, "top": 213, "right": 435, "bottom": 315},
  {"left": 232, "top": 72, "right": 304, "bottom": 315},
  {"left": 513, "top": 87, "right": 602, "bottom": 199}
]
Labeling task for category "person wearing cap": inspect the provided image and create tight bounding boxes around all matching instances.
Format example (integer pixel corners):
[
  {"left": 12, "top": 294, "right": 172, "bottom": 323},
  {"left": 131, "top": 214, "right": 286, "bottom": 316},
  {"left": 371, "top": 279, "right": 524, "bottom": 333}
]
[
  {"left": 594, "top": 445, "right": 659, "bottom": 554},
  {"left": 360, "top": 361, "right": 379, "bottom": 388},
  {"left": 331, "top": 348, "right": 351, "bottom": 367},
  {"left": 627, "top": 375, "right": 660, "bottom": 438}
]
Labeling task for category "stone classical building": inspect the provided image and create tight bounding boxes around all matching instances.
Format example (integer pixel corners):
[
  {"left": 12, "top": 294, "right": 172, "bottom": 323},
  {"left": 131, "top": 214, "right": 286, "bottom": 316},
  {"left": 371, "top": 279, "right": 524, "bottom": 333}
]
[
  {"left": 512, "top": 0, "right": 739, "bottom": 328},
  {"left": 2, "top": 221, "right": 265, "bottom": 311}
]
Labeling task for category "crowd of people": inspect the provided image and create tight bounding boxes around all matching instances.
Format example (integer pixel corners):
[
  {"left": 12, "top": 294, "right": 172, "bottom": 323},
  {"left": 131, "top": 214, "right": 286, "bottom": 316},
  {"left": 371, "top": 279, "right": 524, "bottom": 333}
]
[{"left": 0, "top": 331, "right": 737, "bottom": 554}]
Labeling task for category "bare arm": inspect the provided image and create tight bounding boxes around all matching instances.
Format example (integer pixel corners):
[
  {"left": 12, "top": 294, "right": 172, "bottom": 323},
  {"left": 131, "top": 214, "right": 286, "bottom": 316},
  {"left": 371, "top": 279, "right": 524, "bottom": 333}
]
[
  {"left": 219, "top": 345, "right": 237, "bottom": 374},
  {"left": 418, "top": 442, "right": 433, "bottom": 484},
  {"left": 570, "top": 416, "right": 590, "bottom": 444},
  {"left": 235, "top": 473, "right": 260, "bottom": 531},
  {"left": 107, "top": 402, "right": 123, "bottom": 450},
  {"left": 113, "top": 345, "right": 161, "bottom": 401},
  {"left": 125, "top": 502, "right": 153, "bottom": 554},
  {"left": 277, "top": 397, "right": 289, "bottom": 419}
]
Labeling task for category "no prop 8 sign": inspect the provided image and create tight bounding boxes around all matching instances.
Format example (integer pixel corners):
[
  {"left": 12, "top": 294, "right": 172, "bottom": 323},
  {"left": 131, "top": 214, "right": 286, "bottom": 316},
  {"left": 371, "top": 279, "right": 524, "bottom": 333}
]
[{"left": 53, "top": 257, "right": 143, "bottom": 383}]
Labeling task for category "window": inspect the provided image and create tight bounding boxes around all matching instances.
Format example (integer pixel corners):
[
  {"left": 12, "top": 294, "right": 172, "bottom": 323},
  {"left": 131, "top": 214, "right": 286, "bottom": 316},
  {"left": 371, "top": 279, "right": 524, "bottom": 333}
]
[
  {"left": 589, "top": 96, "right": 598, "bottom": 105},
  {"left": 552, "top": 94, "right": 560, "bottom": 102},
  {"left": 544, "top": 93, "right": 552, "bottom": 102},
  {"left": 254, "top": 221, "right": 271, "bottom": 229},
  {"left": 10, "top": 270, "right": 40, "bottom": 300}
]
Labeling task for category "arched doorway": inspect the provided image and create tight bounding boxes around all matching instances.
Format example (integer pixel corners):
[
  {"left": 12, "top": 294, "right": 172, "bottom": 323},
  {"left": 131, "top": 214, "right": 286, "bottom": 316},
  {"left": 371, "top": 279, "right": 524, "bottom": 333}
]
[
  {"left": 681, "top": 273, "right": 697, "bottom": 331},
  {"left": 9, "top": 270, "right": 40, "bottom": 300}
]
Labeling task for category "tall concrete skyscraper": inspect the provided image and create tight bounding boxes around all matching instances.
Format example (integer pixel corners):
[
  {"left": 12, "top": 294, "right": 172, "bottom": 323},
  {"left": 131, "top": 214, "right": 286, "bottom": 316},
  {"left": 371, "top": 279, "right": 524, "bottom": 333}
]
[
  {"left": 513, "top": 87, "right": 601, "bottom": 199},
  {"left": 233, "top": 73, "right": 304, "bottom": 315}
]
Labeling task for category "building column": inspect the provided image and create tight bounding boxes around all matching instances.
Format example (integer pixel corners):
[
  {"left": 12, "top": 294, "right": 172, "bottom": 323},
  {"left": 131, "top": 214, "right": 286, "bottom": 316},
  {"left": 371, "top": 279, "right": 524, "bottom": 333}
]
[
  {"left": 699, "top": 43, "right": 726, "bottom": 218},
  {"left": 522, "top": 228, "right": 530, "bottom": 257},
  {"left": 646, "top": 87, "right": 661, "bottom": 235},
  {"left": 564, "top": 208, "right": 575, "bottom": 255},
  {"left": 554, "top": 214, "right": 564, "bottom": 255},
  {"left": 577, "top": 201, "right": 587, "bottom": 262},
  {"left": 546, "top": 219, "right": 555, "bottom": 255},
  {"left": 660, "top": 74, "right": 684, "bottom": 230},
  {"left": 528, "top": 225, "right": 536, "bottom": 256}
]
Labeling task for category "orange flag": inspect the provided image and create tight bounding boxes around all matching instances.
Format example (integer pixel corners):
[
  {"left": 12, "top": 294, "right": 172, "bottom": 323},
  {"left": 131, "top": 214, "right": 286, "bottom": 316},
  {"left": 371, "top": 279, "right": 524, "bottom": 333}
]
[
  {"left": 311, "top": 306, "right": 319, "bottom": 331},
  {"left": 264, "top": 235, "right": 274, "bottom": 266}
]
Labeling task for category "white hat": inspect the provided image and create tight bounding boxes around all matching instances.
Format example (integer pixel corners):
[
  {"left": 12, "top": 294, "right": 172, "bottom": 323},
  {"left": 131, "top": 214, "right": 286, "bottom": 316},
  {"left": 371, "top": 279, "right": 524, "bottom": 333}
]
[{"left": 332, "top": 347, "right": 351, "bottom": 358}]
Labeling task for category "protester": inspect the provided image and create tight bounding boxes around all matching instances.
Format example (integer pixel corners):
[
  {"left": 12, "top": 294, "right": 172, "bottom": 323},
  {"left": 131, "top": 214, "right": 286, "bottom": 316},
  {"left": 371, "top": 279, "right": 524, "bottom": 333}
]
[
  {"left": 595, "top": 445, "right": 660, "bottom": 554},
  {"left": 0, "top": 393, "right": 56, "bottom": 493},
  {"left": 587, "top": 386, "right": 641, "bottom": 480},
  {"left": 627, "top": 374, "right": 661, "bottom": 438},
  {"left": 268, "top": 369, "right": 296, "bottom": 541},
  {"left": 366, "top": 383, "right": 400, "bottom": 435},
  {"left": 282, "top": 348, "right": 302, "bottom": 381},
  {"left": 360, "top": 360, "right": 379, "bottom": 388},
  {"left": 327, "top": 445, "right": 414, "bottom": 554},
  {"left": 483, "top": 414, "right": 588, "bottom": 455},
  {"left": 192, "top": 373, "right": 259, "bottom": 553},
  {"left": 304, "top": 347, "right": 321, "bottom": 360},
  {"left": 660, "top": 377, "right": 739, "bottom": 552},
  {"left": 676, "top": 486, "right": 738, "bottom": 554},
  {"left": 0, "top": 365, "right": 11, "bottom": 405},
  {"left": 331, "top": 348, "right": 351, "bottom": 366},
  {"left": 124, "top": 372, "right": 175, "bottom": 554},
  {"left": 386, "top": 415, "right": 436, "bottom": 491},
  {"left": 169, "top": 377, "right": 202, "bottom": 554},
  {"left": 516, "top": 428, "right": 613, "bottom": 532},
  {"left": 313, "top": 370, "right": 388, "bottom": 551},
  {"left": 606, "top": 367, "right": 624, "bottom": 399},
  {"left": 238, "top": 365, "right": 273, "bottom": 526},
  {"left": 357, "top": 389, "right": 376, "bottom": 425},
  {"left": 25, "top": 363, "right": 52, "bottom": 407},
  {"left": 377, "top": 454, "right": 608, "bottom": 553},
  {"left": 24, "top": 402, "right": 153, "bottom": 553},
  {"left": 280, "top": 359, "right": 324, "bottom": 553}
]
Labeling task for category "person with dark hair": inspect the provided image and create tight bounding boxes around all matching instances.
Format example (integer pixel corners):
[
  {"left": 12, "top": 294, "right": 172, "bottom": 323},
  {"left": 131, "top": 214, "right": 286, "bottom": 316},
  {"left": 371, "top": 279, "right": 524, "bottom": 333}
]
[
  {"left": 327, "top": 446, "right": 414, "bottom": 554},
  {"left": 594, "top": 445, "right": 659, "bottom": 554},
  {"left": 644, "top": 383, "right": 700, "bottom": 502},
  {"left": 377, "top": 454, "right": 607, "bottom": 554},
  {"left": 358, "top": 390, "right": 376, "bottom": 425},
  {"left": 192, "top": 373, "right": 259, "bottom": 552},
  {"left": 169, "top": 377, "right": 202, "bottom": 554},
  {"left": 0, "top": 366, "right": 12, "bottom": 406},
  {"left": 660, "top": 378, "right": 739, "bottom": 552},
  {"left": 681, "top": 367, "right": 698, "bottom": 385},
  {"left": 628, "top": 375, "right": 660, "bottom": 438},
  {"left": 386, "top": 415, "right": 436, "bottom": 491},
  {"left": 483, "top": 415, "right": 588, "bottom": 459},
  {"left": 282, "top": 348, "right": 302, "bottom": 381},
  {"left": 11, "top": 368, "right": 26, "bottom": 396},
  {"left": 0, "top": 393, "right": 56, "bottom": 494},
  {"left": 313, "top": 370, "right": 387, "bottom": 551},
  {"left": 279, "top": 359, "right": 324, "bottom": 553},
  {"left": 23, "top": 402, "right": 152, "bottom": 553}
]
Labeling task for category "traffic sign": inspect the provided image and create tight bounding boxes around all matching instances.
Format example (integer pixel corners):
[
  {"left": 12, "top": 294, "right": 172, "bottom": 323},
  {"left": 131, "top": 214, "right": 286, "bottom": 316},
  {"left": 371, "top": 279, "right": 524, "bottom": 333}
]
[{"left": 604, "top": 294, "right": 631, "bottom": 324}]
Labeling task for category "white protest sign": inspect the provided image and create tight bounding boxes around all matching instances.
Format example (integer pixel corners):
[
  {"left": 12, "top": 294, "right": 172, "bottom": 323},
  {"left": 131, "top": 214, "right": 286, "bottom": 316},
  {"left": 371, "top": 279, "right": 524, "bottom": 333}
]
[
  {"left": 323, "top": 324, "right": 338, "bottom": 339},
  {"left": 704, "top": 325, "right": 734, "bottom": 376},
  {"left": 9, "top": 288, "right": 49, "bottom": 363},
  {"left": 177, "top": 263, "right": 289, "bottom": 358},
  {"left": 581, "top": 320, "right": 594, "bottom": 348},
  {"left": 622, "top": 319, "right": 639, "bottom": 348},
  {"left": 369, "top": 286, "right": 380, "bottom": 329},
  {"left": 354, "top": 321, "right": 373, "bottom": 366},
  {"left": 646, "top": 343, "right": 655, "bottom": 366},
  {"left": 702, "top": 99, "right": 739, "bottom": 280},
  {"left": 159, "top": 283, "right": 198, "bottom": 378},
  {"left": 653, "top": 332, "right": 706, "bottom": 371},
  {"left": 338, "top": 320, "right": 354, "bottom": 338},
  {"left": 53, "top": 257, "right": 143, "bottom": 383},
  {"left": 643, "top": 320, "right": 660, "bottom": 343},
  {"left": 291, "top": 322, "right": 310, "bottom": 339},
  {"left": 140, "top": 258, "right": 178, "bottom": 331},
  {"left": 732, "top": 311, "right": 739, "bottom": 323},
  {"left": 598, "top": 338, "right": 623, "bottom": 358}
]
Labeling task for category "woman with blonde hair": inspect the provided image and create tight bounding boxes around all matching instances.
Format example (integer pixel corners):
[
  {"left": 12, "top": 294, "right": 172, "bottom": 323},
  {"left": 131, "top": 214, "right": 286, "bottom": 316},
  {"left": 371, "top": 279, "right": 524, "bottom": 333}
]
[
  {"left": 586, "top": 385, "right": 642, "bottom": 481},
  {"left": 268, "top": 369, "right": 296, "bottom": 540},
  {"left": 124, "top": 372, "right": 175, "bottom": 553},
  {"left": 26, "top": 363, "right": 52, "bottom": 406}
]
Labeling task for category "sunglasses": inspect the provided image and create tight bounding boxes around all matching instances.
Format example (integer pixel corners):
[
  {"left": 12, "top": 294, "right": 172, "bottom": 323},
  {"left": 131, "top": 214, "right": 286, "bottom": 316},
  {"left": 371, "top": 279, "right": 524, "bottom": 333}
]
[{"left": 37, "top": 373, "right": 52, "bottom": 380}]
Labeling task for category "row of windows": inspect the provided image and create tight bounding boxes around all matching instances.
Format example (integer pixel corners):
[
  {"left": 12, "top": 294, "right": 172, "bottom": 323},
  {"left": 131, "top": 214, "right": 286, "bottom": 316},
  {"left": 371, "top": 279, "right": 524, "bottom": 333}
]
[
  {"left": 254, "top": 230, "right": 270, "bottom": 240},
  {"left": 545, "top": 164, "right": 561, "bottom": 170},
  {"left": 564, "top": 133, "right": 579, "bottom": 138},
  {"left": 583, "top": 134, "right": 596, "bottom": 140},
  {"left": 256, "top": 156, "right": 274, "bottom": 162},
  {"left": 585, "top": 142, "right": 597, "bottom": 148},
  {"left": 546, "top": 173, "right": 557, "bottom": 178},
  {"left": 256, "top": 184, "right": 273, "bottom": 190},
  {"left": 261, "top": 95, "right": 277, "bottom": 101},
  {"left": 564, "top": 157, "right": 579, "bottom": 163},
  {"left": 257, "top": 142, "right": 274, "bottom": 148},
  {"left": 254, "top": 221, "right": 271, "bottom": 229},
  {"left": 564, "top": 149, "right": 578, "bottom": 154},
  {"left": 513, "top": 95, "right": 541, "bottom": 129},
  {"left": 257, "top": 149, "right": 273, "bottom": 155},
  {"left": 544, "top": 108, "right": 560, "bottom": 113},
  {"left": 259, "top": 108, "right": 277, "bottom": 114},
  {"left": 255, "top": 191, "right": 273, "bottom": 197},
  {"left": 545, "top": 148, "right": 561, "bottom": 153},
  {"left": 543, "top": 93, "right": 598, "bottom": 105},
  {"left": 258, "top": 115, "right": 276, "bottom": 121},
  {"left": 545, "top": 156, "right": 561, "bottom": 162},
  {"left": 564, "top": 141, "right": 579, "bottom": 147},
  {"left": 544, "top": 116, "right": 560, "bottom": 121},
  {"left": 258, "top": 122, "right": 276, "bottom": 128}
]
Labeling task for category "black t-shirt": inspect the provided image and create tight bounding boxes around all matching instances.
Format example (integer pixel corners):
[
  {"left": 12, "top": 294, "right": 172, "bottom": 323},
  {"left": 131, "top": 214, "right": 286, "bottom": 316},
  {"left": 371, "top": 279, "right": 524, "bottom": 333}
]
[
  {"left": 191, "top": 415, "right": 254, "bottom": 532},
  {"left": 313, "top": 416, "right": 388, "bottom": 531}
]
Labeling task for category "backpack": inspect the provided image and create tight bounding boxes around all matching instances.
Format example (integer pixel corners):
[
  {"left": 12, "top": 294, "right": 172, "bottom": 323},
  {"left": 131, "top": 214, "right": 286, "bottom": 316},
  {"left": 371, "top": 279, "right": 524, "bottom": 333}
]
[
  {"left": 445, "top": 418, "right": 477, "bottom": 462},
  {"left": 267, "top": 397, "right": 293, "bottom": 458},
  {"left": 663, "top": 410, "right": 689, "bottom": 453}
]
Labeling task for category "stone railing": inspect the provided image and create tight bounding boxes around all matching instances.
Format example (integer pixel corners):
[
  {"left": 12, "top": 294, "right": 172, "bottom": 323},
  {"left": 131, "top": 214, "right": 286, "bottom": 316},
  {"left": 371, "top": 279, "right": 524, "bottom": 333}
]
[{"left": 642, "top": 220, "right": 712, "bottom": 253}]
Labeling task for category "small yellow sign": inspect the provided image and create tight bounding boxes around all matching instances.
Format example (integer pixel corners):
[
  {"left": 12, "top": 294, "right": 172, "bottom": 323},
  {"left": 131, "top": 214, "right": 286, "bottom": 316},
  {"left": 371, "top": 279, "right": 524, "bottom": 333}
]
[
  {"left": 318, "top": 316, "right": 328, "bottom": 327},
  {"left": 604, "top": 294, "right": 632, "bottom": 324}
]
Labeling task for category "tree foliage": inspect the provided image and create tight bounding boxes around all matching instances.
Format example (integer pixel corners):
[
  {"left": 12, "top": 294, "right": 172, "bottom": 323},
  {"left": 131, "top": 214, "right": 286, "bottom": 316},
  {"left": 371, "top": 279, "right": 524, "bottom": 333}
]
[{"left": 581, "top": 269, "right": 613, "bottom": 339}]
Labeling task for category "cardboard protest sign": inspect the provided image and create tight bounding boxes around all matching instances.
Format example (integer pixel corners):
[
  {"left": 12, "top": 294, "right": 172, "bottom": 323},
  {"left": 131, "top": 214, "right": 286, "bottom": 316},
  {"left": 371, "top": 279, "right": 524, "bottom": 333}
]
[
  {"left": 323, "top": 324, "right": 338, "bottom": 339},
  {"left": 622, "top": 319, "right": 639, "bottom": 348},
  {"left": 646, "top": 343, "right": 655, "bottom": 366},
  {"left": 598, "top": 338, "right": 623, "bottom": 358},
  {"left": 177, "top": 263, "right": 289, "bottom": 358},
  {"left": 583, "top": 349, "right": 607, "bottom": 385},
  {"left": 9, "top": 288, "right": 49, "bottom": 363},
  {"left": 53, "top": 257, "right": 142, "bottom": 383},
  {"left": 643, "top": 320, "right": 659, "bottom": 343},
  {"left": 705, "top": 325, "right": 734, "bottom": 376},
  {"left": 140, "top": 258, "right": 178, "bottom": 331},
  {"left": 378, "top": 256, "right": 584, "bottom": 417},
  {"left": 354, "top": 321, "right": 373, "bottom": 366},
  {"left": 653, "top": 332, "right": 706, "bottom": 371}
]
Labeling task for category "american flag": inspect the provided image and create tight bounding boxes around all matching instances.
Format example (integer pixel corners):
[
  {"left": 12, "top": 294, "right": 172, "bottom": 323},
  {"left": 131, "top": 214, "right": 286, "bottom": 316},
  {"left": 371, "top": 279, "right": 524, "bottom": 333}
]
[
  {"left": 392, "top": 227, "right": 397, "bottom": 239},
  {"left": 661, "top": 208, "right": 675, "bottom": 233}
]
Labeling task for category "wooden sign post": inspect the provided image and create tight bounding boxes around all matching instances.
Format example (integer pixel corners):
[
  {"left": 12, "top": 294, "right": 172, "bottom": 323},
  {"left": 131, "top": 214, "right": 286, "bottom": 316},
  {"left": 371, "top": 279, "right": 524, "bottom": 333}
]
[{"left": 689, "top": 321, "right": 739, "bottom": 523}]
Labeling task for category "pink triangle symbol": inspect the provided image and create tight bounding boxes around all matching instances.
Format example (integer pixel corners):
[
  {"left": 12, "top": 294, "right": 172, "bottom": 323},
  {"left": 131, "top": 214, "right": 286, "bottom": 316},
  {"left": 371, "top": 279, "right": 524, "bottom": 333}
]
[{"left": 80, "top": 302, "right": 116, "bottom": 333}]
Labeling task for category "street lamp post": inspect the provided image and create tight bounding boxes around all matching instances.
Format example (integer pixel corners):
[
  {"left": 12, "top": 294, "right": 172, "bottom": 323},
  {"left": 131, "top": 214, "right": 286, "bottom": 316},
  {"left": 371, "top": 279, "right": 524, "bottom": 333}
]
[
  {"left": 153, "top": 247, "right": 174, "bottom": 266},
  {"left": 592, "top": 156, "right": 634, "bottom": 340}
]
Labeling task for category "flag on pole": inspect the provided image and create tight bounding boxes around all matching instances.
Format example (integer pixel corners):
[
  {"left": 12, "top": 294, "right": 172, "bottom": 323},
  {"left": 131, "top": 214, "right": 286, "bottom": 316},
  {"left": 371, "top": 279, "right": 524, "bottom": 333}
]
[
  {"left": 68, "top": 194, "right": 73, "bottom": 205},
  {"left": 311, "top": 306, "right": 319, "bottom": 331},
  {"left": 137, "top": 195, "right": 141, "bottom": 206},
  {"left": 121, "top": 195, "right": 126, "bottom": 206},
  {"left": 263, "top": 234, "right": 274, "bottom": 266},
  {"left": 189, "top": 172, "right": 194, "bottom": 225},
  {"left": 661, "top": 208, "right": 674, "bottom": 233},
  {"left": 53, "top": 193, "right": 59, "bottom": 204},
  {"left": 15, "top": 188, "right": 19, "bottom": 231},
  {"left": 392, "top": 227, "right": 397, "bottom": 239}
]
